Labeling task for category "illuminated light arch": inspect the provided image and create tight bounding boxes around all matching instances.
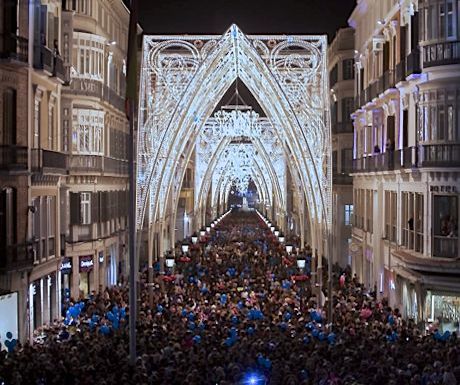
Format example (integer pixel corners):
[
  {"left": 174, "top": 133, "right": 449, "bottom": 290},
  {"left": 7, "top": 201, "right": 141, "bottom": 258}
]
[{"left": 138, "top": 25, "right": 331, "bottom": 250}]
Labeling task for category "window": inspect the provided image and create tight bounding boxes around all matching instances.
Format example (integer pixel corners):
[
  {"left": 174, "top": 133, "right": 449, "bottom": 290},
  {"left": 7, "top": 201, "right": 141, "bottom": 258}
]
[
  {"left": 330, "top": 64, "right": 338, "bottom": 87},
  {"left": 341, "top": 148, "right": 353, "bottom": 174},
  {"left": 1, "top": 88, "right": 16, "bottom": 145},
  {"left": 384, "top": 191, "right": 397, "bottom": 242},
  {"left": 341, "top": 97, "right": 354, "bottom": 122},
  {"left": 401, "top": 192, "right": 424, "bottom": 253},
  {"left": 366, "top": 190, "right": 374, "bottom": 233},
  {"left": 342, "top": 59, "right": 354, "bottom": 80},
  {"left": 0, "top": 188, "right": 16, "bottom": 261},
  {"left": 421, "top": 0, "right": 456, "bottom": 41},
  {"left": 81, "top": 192, "right": 91, "bottom": 225},
  {"left": 34, "top": 92, "right": 42, "bottom": 148},
  {"left": 72, "top": 109, "right": 104, "bottom": 154},
  {"left": 344, "top": 204, "right": 353, "bottom": 226},
  {"left": 432, "top": 195, "right": 458, "bottom": 258},
  {"left": 418, "top": 88, "right": 460, "bottom": 142}
]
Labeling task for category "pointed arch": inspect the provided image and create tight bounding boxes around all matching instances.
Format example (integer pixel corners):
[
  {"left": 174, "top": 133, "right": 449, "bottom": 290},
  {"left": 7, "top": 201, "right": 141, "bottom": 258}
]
[{"left": 138, "top": 25, "right": 332, "bottom": 250}]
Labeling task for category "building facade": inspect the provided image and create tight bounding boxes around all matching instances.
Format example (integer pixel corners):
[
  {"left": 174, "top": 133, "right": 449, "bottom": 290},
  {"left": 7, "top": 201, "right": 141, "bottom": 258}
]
[
  {"left": 328, "top": 27, "right": 355, "bottom": 268},
  {"left": 61, "top": 0, "right": 129, "bottom": 302},
  {"left": 349, "top": 0, "right": 460, "bottom": 331},
  {"left": 0, "top": 0, "right": 131, "bottom": 342}
]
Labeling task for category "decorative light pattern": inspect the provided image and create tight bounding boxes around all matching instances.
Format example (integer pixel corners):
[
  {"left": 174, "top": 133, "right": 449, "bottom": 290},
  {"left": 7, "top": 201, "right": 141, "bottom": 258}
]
[{"left": 137, "top": 25, "right": 332, "bottom": 241}]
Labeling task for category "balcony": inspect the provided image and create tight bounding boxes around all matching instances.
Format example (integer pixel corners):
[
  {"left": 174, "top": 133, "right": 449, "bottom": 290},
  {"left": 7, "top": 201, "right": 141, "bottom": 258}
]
[
  {"left": 423, "top": 41, "right": 460, "bottom": 68},
  {"left": 104, "top": 157, "right": 128, "bottom": 175},
  {"left": 332, "top": 121, "right": 353, "bottom": 134},
  {"left": 405, "top": 49, "right": 421, "bottom": 77},
  {"left": 394, "top": 146, "right": 418, "bottom": 169},
  {"left": 433, "top": 236, "right": 458, "bottom": 259},
  {"left": 352, "top": 152, "right": 396, "bottom": 173},
  {"left": 382, "top": 70, "right": 395, "bottom": 90},
  {"left": 0, "top": 33, "right": 28, "bottom": 63},
  {"left": 31, "top": 149, "right": 68, "bottom": 174},
  {"left": 69, "top": 155, "right": 129, "bottom": 175},
  {"left": 419, "top": 143, "right": 460, "bottom": 167},
  {"left": 34, "top": 45, "right": 53, "bottom": 73},
  {"left": 0, "top": 145, "right": 28, "bottom": 171},
  {"left": 359, "top": 88, "right": 367, "bottom": 107},
  {"left": 0, "top": 243, "right": 34, "bottom": 271},
  {"left": 69, "top": 155, "right": 103, "bottom": 173},
  {"left": 33, "top": 45, "right": 67, "bottom": 81},
  {"left": 395, "top": 59, "right": 406, "bottom": 83},
  {"left": 102, "top": 85, "right": 126, "bottom": 112},
  {"left": 368, "top": 81, "right": 379, "bottom": 102},
  {"left": 54, "top": 56, "right": 68, "bottom": 83}
]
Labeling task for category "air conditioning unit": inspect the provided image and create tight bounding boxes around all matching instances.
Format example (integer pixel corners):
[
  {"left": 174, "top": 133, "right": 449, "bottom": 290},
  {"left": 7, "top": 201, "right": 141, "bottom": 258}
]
[{"left": 372, "top": 37, "right": 385, "bottom": 52}]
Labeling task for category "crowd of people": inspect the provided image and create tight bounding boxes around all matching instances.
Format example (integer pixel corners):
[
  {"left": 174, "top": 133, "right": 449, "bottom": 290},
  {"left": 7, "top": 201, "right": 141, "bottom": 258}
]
[{"left": 0, "top": 211, "right": 459, "bottom": 385}]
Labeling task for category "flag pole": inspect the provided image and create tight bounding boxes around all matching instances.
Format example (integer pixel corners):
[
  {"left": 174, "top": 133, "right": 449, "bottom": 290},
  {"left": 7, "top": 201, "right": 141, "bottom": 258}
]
[{"left": 126, "top": 0, "right": 138, "bottom": 366}]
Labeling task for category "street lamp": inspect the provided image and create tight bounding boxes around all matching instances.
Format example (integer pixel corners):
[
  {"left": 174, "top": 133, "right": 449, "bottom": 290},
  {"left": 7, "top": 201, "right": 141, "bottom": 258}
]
[
  {"left": 165, "top": 257, "right": 175, "bottom": 268},
  {"left": 200, "top": 229, "right": 206, "bottom": 237},
  {"left": 211, "top": 223, "right": 215, "bottom": 228},
  {"left": 270, "top": 226, "right": 275, "bottom": 232},
  {"left": 191, "top": 236, "right": 198, "bottom": 244},
  {"left": 285, "top": 244, "right": 293, "bottom": 254},
  {"left": 278, "top": 236, "right": 285, "bottom": 243},
  {"left": 181, "top": 244, "right": 189, "bottom": 254},
  {"left": 274, "top": 230, "right": 279, "bottom": 237},
  {"left": 296, "top": 257, "right": 306, "bottom": 269},
  {"left": 206, "top": 226, "right": 211, "bottom": 233}
]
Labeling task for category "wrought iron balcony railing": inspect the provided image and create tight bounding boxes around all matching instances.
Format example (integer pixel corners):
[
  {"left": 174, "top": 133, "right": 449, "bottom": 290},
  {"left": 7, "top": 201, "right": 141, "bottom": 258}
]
[
  {"left": 69, "top": 154, "right": 103, "bottom": 173},
  {"left": 0, "top": 243, "right": 34, "bottom": 271},
  {"left": 0, "top": 145, "right": 28, "bottom": 171},
  {"left": 104, "top": 157, "right": 128, "bottom": 175},
  {"left": 102, "top": 85, "right": 126, "bottom": 112},
  {"left": 31, "top": 149, "right": 68, "bottom": 174},
  {"left": 0, "top": 33, "right": 28, "bottom": 63},
  {"left": 432, "top": 236, "right": 459, "bottom": 259},
  {"left": 395, "top": 59, "right": 406, "bottom": 83},
  {"left": 423, "top": 40, "right": 460, "bottom": 68},
  {"left": 405, "top": 49, "right": 421, "bottom": 77},
  {"left": 419, "top": 143, "right": 460, "bottom": 167}
]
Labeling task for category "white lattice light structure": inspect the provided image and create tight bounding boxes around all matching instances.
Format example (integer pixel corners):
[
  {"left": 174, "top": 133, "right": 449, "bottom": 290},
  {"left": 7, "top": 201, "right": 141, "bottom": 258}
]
[{"left": 137, "top": 25, "right": 332, "bottom": 251}]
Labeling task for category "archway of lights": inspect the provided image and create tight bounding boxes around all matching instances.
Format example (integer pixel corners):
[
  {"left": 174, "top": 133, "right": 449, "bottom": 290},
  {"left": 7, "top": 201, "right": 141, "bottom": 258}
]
[{"left": 137, "top": 24, "right": 332, "bottom": 256}]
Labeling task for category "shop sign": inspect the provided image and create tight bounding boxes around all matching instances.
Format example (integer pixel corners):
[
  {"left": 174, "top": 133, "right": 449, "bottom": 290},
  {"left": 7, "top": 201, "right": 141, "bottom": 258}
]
[
  {"left": 79, "top": 256, "right": 94, "bottom": 272},
  {"left": 60, "top": 258, "right": 72, "bottom": 274}
]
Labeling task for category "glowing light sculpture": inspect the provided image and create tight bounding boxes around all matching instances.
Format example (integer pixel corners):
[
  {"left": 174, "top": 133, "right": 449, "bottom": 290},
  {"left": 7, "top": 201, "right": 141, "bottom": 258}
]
[{"left": 137, "top": 25, "right": 332, "bottom": 253}]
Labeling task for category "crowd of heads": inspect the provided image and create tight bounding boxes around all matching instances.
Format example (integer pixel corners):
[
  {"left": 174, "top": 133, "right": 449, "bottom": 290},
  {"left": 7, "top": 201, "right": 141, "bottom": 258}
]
[{"left": 0, "top": 211, "right": 459, "bottom": 385}]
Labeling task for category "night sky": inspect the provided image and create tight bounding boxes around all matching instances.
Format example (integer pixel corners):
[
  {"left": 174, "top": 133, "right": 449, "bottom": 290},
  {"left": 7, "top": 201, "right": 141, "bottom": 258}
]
[{"left": 137, "top": 0, "right": 356, "bottom": 40}]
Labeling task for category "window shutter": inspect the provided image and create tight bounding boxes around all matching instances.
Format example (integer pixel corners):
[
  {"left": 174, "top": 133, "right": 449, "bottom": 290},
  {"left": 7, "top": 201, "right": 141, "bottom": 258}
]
[
  {"left": 91, "top": 192, "right": 99, "bottom": 223},
  {"left": 69, "top": 192, "right": 81, "bottom": 225}
]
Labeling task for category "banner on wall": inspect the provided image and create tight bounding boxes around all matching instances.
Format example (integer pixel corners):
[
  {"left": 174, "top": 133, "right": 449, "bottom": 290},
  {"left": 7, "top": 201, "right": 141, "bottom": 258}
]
[{"left": 0, "top": 292, "right": 18, "bottom": 352}]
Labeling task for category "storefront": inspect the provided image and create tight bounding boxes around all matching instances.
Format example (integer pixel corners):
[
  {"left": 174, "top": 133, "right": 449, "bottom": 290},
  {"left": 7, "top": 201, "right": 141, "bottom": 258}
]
[
  {"left": 425, "top": 291, "right": 460, "bottom": 333},
  {"left": 79, "top": 255, "right": 94, "bottom": 298}
]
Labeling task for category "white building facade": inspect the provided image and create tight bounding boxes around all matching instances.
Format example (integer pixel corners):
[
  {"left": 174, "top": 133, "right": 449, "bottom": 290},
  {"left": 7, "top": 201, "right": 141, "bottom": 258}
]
[{"left": 349, "top": 0, "right": 460, "bottom": 331}]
